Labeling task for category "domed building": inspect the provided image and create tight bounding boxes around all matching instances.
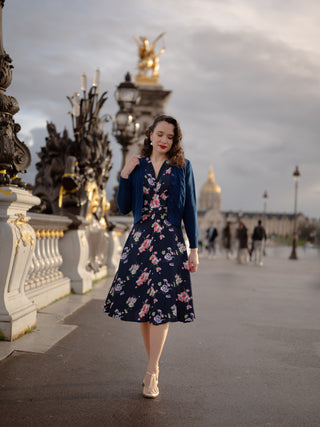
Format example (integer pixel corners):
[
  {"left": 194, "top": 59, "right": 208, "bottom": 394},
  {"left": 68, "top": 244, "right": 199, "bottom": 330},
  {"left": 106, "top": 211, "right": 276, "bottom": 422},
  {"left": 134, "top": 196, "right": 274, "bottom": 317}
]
[
  {"left": 199, "top": 165, "right": 221, "bottom": 212},
  {"left": 198, "top": 165, "right": 224, "bottom": 233}
]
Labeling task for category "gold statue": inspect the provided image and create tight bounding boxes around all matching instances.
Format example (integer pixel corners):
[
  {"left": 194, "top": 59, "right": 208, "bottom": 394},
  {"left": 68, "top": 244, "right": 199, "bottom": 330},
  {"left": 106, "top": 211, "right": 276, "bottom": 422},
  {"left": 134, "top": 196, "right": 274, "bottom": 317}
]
[
  {"left": 133, "top": 33, "right": 165, "bottom": 85},
  {"left": 85, "top": 181, "right": 101, "bottom": 223}
]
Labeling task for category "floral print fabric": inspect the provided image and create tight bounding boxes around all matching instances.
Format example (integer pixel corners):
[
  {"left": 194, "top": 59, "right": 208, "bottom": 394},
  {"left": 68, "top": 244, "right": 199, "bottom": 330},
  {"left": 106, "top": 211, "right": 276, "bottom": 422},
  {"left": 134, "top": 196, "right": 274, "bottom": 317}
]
[{"left": 104, "top": 157, "right": 195, "bottom": 325}]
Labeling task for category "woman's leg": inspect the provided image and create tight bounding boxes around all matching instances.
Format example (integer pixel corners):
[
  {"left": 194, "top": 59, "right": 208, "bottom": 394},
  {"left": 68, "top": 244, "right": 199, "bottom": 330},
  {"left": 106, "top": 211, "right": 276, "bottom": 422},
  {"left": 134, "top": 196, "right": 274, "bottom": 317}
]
[
  {"left": 142, "top": 323, "right": 169, "bottom": 396},
  {"left": 140, "top": 322, "right": 151, "bottom": 359},
  {"left": 147, "top": 323, "right": 169, "bottom": 374}
]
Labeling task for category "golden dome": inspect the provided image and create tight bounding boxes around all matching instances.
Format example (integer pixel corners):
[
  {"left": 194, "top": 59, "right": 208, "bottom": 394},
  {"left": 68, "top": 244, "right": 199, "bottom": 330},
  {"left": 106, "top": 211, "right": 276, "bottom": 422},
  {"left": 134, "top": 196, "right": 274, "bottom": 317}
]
[{"left": 201, "top": 165, "right": 221, "bottom": 194}]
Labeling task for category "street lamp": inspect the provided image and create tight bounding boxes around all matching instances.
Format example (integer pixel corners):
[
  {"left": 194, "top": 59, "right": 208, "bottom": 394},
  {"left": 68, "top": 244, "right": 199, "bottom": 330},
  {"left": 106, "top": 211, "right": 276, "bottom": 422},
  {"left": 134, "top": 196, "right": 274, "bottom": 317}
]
[
  {"left": 262, "top": 190, "right": 268, "bottom": 223},
  {"left": 289, "top": 166, "right": 301, "bottom": 260},
  {"left": 114, "top": 72, "right": 140, "bottom": 110},
  {"left": 111, "top": 72, "right": 140, "bottom": 213},
  {"left": 262, "top": 190, "right": 268, "bottom": 255}
]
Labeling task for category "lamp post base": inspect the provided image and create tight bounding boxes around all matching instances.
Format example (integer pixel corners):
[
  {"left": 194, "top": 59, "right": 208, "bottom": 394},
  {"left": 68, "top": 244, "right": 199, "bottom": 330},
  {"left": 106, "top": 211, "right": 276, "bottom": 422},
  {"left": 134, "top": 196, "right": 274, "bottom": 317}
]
[{"left": 289, "top": 237, "right": 298, "bottom": 260}]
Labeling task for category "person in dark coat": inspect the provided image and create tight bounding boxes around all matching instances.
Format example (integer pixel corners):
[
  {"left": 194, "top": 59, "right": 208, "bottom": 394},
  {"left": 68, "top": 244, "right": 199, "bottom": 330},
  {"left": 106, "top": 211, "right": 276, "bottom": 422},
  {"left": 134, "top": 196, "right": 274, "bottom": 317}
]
[
  {"left": 206, "top": 221, "right": 218, "bottom": 258},
  {"left": 237, "top": 221, "right": 249, "bottom": 264},
  {"left": 252, "top": 219, "right": 267, "bottom": 266}
]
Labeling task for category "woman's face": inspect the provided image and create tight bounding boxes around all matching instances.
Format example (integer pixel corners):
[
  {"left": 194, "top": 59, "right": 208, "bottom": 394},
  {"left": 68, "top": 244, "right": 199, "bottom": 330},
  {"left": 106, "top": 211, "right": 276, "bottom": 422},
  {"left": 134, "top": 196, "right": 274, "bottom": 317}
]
[{"left": 150, "top": 121, "right": 175, "bottom": 156}]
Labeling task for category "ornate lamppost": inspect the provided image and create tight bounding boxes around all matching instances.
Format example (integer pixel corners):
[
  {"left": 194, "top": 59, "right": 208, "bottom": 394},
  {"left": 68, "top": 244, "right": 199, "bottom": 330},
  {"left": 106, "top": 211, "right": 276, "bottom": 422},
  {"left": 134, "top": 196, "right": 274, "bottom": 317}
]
[
  {"left": 289, "top": 166, "right": 301, "bottom": 260},
  {"left": 0, "top": 1, "right": 31, "bottom": 186},
  {"left": 0, "top": 1, "right": 39, "bottom": 340},
  {"left": 110, "top": 72, "right": 140, "bottom": 213}
]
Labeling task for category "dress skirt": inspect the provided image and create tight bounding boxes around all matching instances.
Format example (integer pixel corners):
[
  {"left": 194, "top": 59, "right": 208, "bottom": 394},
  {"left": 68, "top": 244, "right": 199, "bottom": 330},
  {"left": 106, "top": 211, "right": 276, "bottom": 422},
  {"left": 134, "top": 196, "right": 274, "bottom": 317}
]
[{"left": 103, "top": 157, "right": 195, "bottom": 325}]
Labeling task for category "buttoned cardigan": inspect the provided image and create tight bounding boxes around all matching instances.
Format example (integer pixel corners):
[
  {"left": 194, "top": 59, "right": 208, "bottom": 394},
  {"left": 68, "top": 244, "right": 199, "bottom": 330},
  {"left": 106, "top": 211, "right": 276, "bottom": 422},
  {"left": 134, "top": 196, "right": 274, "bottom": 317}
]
[{"left": 117, "top": 157, "right": 199, "bottom": 248}]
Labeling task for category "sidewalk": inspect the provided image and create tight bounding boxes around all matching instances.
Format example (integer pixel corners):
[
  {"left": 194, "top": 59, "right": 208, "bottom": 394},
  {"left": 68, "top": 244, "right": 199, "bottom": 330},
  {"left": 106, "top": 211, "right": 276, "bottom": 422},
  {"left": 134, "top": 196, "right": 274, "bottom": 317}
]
[
  {"left": 1, "top": 247, "right": 320, "bottom": 426},
  {"left": 0, "top": 277, "right": 112, "bottom": 361}
]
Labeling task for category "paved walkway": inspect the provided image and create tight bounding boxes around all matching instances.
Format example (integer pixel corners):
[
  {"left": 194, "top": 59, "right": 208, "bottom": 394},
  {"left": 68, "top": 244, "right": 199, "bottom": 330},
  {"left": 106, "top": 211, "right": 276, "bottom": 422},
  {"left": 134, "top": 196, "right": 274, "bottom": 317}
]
[{"left": 1, "top": 246, "right": 320, "bottom": 426}]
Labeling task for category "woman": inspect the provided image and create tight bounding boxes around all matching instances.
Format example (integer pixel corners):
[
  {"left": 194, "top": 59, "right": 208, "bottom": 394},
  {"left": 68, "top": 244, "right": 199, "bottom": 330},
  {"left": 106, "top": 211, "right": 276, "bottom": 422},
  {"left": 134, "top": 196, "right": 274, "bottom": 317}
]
[{"left": 104, "top": 115, "right": 199, "bottom": 399}]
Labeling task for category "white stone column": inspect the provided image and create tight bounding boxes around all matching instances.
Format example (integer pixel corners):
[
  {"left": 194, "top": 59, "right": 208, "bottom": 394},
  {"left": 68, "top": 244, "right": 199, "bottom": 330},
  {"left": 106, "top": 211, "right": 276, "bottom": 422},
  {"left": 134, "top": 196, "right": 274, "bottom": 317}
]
[
  {"left": 59, "top": 220, "right": 93, "bottom": 294},
  {"left": 0, "top": 187, "right": 40, "bottom": 341},
  {"left": 107, "top": 216, "right": 131, "bottom": 276}
]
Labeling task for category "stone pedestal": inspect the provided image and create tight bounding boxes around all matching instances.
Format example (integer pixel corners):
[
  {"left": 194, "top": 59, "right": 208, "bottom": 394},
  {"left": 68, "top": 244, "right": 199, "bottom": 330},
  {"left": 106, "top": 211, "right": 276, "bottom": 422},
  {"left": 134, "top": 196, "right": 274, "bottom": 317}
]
[
  {"left": 0, "top": 187, "right": 40, "bottom": 341},
  {"left": 134, "top": 84, "right": 171, "bottom": 134},
  {"left": 129, "top": 83, "right": 172, "bottom": 158},
  {"left": 59, "top": 219, "right": 93, "bottom": 294}
]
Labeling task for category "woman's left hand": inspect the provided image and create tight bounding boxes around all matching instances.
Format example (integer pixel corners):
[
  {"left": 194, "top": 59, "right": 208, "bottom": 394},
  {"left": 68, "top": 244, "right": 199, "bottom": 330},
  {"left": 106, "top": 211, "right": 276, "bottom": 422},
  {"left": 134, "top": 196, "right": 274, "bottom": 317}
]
[{"left": 188, "top": 249, "right": 199, "bottom": 273}]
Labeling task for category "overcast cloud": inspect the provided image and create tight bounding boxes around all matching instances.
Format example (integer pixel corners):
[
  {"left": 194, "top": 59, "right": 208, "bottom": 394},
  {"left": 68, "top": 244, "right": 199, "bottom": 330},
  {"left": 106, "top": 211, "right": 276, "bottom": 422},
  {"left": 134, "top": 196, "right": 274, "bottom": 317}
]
[{"left": 3, "top": 0, "right": 320, "bottom": 218}]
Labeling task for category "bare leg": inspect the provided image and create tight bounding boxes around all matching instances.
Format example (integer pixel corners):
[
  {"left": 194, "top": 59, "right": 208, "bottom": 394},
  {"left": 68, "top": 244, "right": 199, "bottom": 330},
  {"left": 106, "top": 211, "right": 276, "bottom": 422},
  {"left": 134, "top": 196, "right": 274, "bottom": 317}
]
[
  {"left": 140, "top": 322, "right": 150, "bottom": 359},
  {"left": 147, "top": 323, "right": 169, "bottom": 375},
  {"left": 142, "top": 322, "right": 169, "bottom": 397}
]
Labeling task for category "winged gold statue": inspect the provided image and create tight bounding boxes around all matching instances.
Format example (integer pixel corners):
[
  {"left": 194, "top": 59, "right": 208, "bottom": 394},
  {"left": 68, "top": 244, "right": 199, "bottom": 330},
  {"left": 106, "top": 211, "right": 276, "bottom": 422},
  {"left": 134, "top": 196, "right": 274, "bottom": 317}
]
[{"left": 133, "top": 33, "right": 165, "bottom": 85}]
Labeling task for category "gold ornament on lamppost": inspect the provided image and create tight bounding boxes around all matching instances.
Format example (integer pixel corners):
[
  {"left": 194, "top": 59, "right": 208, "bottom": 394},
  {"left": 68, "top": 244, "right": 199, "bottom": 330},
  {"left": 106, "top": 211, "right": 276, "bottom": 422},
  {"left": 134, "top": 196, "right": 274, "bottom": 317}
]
[{"left": 289, "top": 166, "right": 301, "bottom": 260}]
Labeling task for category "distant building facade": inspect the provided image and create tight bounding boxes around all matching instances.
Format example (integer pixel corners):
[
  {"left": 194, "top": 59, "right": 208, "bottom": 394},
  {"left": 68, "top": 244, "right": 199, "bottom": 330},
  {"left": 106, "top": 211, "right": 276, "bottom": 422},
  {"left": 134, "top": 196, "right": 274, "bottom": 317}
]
[
  {"left": 197, "top": 165, "right": 311, "bottom": 240},
  {"left": 222, "top": 211, "right": 307, "bottom": 238}
]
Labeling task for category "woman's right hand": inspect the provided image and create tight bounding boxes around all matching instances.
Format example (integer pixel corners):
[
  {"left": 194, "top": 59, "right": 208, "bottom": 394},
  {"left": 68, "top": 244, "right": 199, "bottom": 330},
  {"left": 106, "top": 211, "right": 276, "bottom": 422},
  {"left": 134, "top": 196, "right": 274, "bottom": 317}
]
[{"left": 120, "top": 156, "right": 140, "bottom": 179}]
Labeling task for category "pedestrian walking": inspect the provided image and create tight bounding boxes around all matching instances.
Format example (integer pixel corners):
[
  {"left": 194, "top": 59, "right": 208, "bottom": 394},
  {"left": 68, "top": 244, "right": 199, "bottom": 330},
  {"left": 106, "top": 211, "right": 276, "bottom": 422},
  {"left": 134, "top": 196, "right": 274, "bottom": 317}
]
[
  {"left": 198, "top": 226, "right": 206, "bottom": 257},
  {"left": 103, "top": 115, "right": 199, "bottom": 399},
  {"left": 222, "top": 221, "right": 232, "bottom": 259},
  {"left": 237, "top": 221, "right": 249, "bottom": 264},
  {"left": 206, "top": 221, "right": 218, "bottom": 258},
  {"left": 252, "top": 219, "right": 267, "bottom": 266}
]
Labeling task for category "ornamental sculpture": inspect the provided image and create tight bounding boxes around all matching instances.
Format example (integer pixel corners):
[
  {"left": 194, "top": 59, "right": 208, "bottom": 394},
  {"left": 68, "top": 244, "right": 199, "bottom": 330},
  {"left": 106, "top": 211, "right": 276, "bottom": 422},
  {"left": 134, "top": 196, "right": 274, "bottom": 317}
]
[
  {"left": 32, "top": 72, "right": 113, "bottom": 230},
  {"left": 133, "top": 33, "right": 165, "bottom": 85},
  {"left": 0, "top": 1, "right": 31, "bottom": 187}
]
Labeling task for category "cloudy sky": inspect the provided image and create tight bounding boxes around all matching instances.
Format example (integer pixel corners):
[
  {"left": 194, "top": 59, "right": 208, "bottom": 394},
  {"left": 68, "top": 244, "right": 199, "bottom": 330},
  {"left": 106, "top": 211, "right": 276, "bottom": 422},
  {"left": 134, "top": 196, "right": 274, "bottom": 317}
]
[{"left": 3, "top": 0, "right": 320, "bottom": 218}]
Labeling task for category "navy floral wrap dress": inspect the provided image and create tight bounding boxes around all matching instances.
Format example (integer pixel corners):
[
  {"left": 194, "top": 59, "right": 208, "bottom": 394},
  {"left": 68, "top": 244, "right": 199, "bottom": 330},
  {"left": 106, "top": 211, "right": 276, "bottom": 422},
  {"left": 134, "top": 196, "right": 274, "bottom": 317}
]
[{"left": 104, "top": 157, "right": 195, "bottom": 325}]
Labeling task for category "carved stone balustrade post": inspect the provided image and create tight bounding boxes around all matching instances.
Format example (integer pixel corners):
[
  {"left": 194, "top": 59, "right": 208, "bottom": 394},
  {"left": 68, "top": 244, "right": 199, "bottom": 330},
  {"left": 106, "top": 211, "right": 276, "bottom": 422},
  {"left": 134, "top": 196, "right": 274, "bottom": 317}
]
[
  {"left": 59, "top": 217, "right": 93, "bottom": 294},
  {"left": 107, "top": 216, "right": 131, "bottom": 276},
  {"left": 0, "top": 187, "right": 40, "bottom": 341}
]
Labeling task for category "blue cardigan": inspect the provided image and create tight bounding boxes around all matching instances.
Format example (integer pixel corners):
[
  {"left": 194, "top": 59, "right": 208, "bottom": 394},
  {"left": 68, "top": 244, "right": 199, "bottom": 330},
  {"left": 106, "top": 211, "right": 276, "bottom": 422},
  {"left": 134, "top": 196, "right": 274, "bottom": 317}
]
[{"left": 117, "top": 157, "right": 199, "bottom": 248}]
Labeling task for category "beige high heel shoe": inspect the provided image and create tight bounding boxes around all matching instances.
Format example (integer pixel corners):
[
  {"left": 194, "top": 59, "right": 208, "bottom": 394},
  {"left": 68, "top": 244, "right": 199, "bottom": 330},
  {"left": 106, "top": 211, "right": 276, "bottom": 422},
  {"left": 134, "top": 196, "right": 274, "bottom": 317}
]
[
  {"left": 142, "top": 371, "right": 159, "bottom": 399},
  {"left": 142, "top": 366, "right": 159, "bottom": 386}
]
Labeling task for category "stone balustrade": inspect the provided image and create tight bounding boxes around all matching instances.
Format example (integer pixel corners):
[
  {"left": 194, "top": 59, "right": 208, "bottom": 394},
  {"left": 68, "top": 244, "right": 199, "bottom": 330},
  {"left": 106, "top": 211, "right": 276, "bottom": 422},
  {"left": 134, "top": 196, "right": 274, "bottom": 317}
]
[
  {"left": 0, "top": 188, "right": 131, "bottom": 341},
  {"left": 25, "top": 229, "right": 63, "bottom": 291},
  {"left": 25, "top": 213, "right": 72, "bottom": 310}
]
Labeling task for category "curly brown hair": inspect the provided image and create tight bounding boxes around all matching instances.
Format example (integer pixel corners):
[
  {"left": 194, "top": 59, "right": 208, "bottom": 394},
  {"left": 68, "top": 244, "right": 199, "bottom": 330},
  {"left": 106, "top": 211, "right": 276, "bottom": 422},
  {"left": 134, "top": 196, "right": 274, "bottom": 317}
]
[{"left": 140, "top": 115, "right": 185, "bottom": 167}]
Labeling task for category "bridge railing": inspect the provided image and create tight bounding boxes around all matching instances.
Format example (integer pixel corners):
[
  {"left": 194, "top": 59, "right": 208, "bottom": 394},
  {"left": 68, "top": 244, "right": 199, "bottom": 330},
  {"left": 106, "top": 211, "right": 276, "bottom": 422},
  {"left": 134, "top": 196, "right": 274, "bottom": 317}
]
[{"left": 0, "top": 187, "right": 131, "bottom": 341}]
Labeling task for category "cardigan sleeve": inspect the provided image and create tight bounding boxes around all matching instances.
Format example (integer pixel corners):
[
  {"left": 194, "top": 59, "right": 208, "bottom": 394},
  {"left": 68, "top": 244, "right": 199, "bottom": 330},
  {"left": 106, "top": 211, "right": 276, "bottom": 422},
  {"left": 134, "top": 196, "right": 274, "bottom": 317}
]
[
  {"left": 116, "top": 175, "right": 133, "bottom": 214},
  {"left": 182, "top": 160, "right": 199, "bottom": 248}
]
